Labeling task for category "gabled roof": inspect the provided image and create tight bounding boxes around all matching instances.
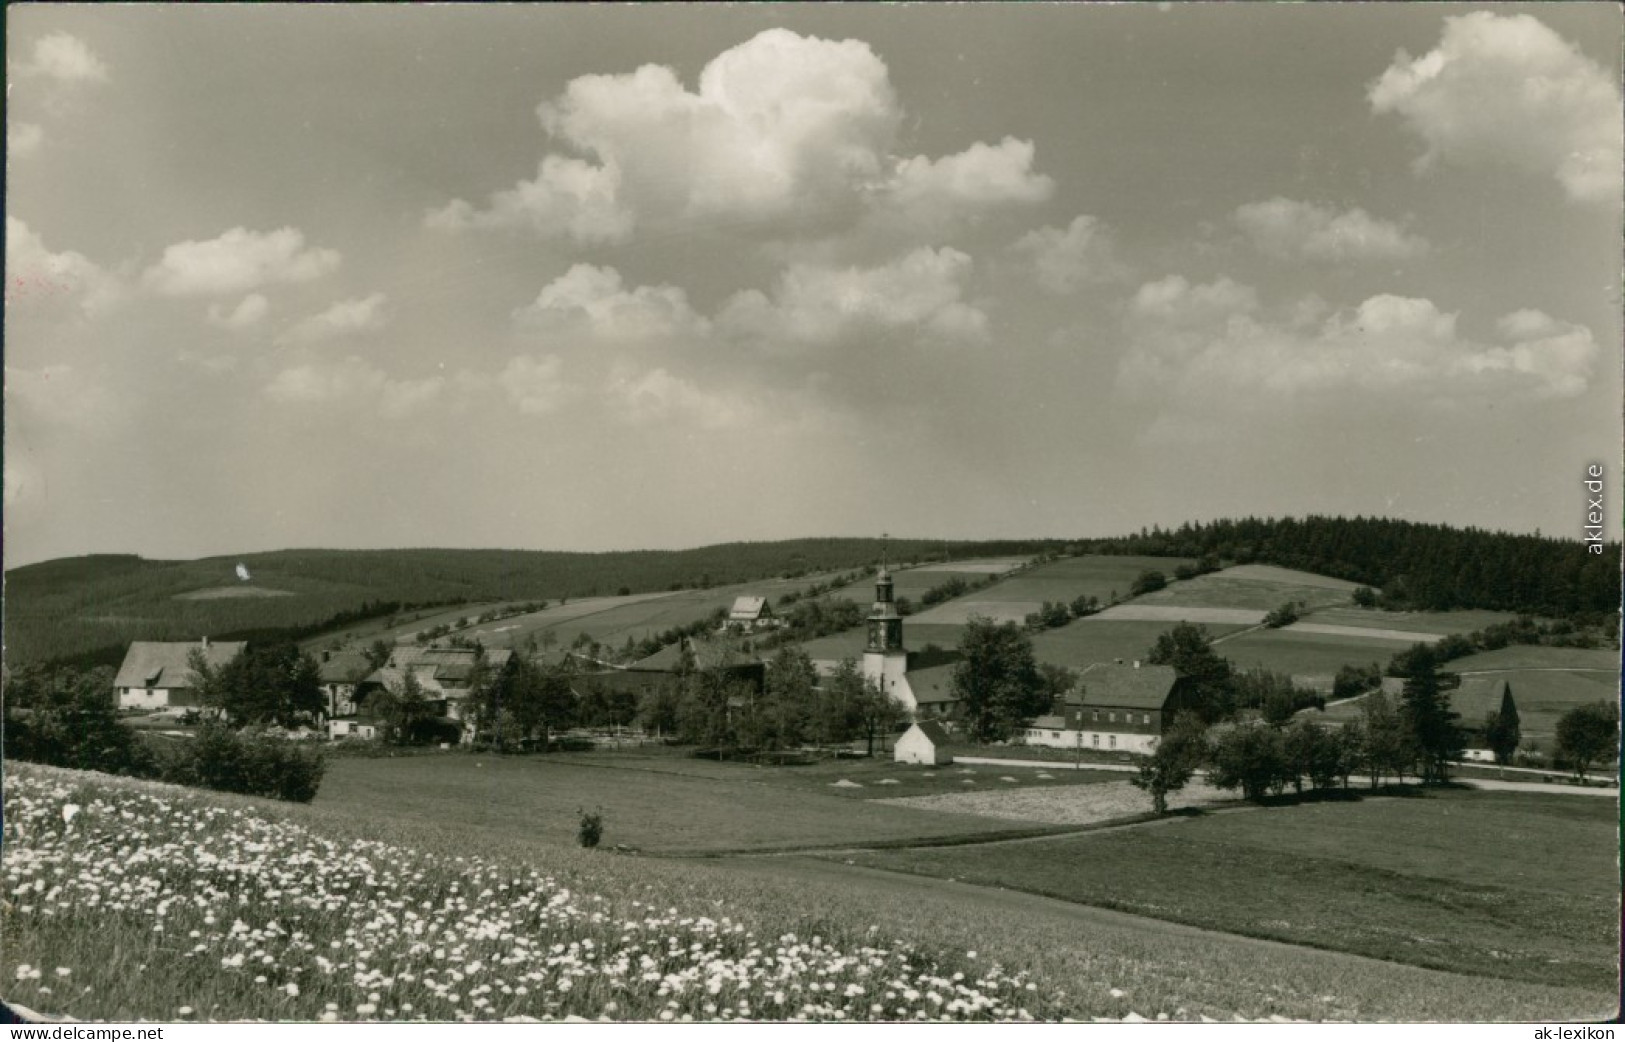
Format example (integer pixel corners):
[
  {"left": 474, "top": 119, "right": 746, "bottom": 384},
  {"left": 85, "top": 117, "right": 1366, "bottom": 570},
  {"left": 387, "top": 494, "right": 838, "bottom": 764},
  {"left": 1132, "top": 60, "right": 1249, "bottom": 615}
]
[
  {"left": 907, "top": 719, "right": 953, "bottom": 746},
  {"left": 903, "top": 662, "right": 960, "bottom": 705},
  {"left": 729, "top": 596, "right": 771, "bottom": 620},
  {"left": 317, "top": 648, "right": 373, "bottom": 684},
  {"left": 628, "top": 636, "right": 759, "bottom": 673},
  {"left": 1449, "top": 676, "right": 1513, "bottom": 722},
  {"left": 114, "top": 641, "right": 245, "bottom": 690},
  {"left": 1069, "top": 662, "right": 1179, "bottom": 710}
]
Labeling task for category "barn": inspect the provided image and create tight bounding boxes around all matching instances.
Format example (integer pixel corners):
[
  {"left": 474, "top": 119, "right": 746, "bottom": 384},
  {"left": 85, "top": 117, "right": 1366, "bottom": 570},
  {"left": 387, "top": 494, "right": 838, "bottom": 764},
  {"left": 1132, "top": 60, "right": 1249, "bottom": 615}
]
[{"left": 114, "top": 639, "right": 245, "bottom": 710}]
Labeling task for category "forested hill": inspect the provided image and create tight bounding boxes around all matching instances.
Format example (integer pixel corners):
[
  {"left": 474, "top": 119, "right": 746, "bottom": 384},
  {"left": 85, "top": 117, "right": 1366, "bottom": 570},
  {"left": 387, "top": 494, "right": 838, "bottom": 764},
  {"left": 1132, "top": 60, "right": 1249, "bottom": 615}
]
[
  {"left": 1093, "top": 516, "right": 1621, "bottom": 617},
  {"left": 2, "top": 539, "right": 1057, "bottom": 667}
]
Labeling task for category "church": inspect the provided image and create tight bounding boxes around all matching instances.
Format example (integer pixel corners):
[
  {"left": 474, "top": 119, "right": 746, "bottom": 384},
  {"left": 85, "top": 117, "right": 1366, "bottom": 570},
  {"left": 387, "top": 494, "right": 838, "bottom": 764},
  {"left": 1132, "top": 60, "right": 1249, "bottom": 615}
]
[{"left": 856, "top": 566, "right": 960, "bottom": 720}]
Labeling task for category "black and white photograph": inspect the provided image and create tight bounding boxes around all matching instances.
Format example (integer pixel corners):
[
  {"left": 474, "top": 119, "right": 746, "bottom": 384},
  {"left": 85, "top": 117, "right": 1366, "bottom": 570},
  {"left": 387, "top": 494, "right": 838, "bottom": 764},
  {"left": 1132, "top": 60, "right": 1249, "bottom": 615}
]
[{"left": 3, "top": 2, "right": 1621, "bottom": 1029}]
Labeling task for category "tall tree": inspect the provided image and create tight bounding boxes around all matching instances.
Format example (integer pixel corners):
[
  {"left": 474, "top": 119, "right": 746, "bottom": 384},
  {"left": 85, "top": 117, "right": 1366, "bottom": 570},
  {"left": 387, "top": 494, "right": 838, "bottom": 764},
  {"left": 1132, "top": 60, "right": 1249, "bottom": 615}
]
[
  {"left": 191, "top": 643, "right": 324, "bottom": 728},
  {"left": 1399, "top": 648, "right": 1462, "bottom": 783},
  {"left": 1145, "top": 623, "right": 1235, "bottom": 722},
  {"left": 952, "top": 617, "right": 1047, "bottom": 742},
  {"left": 1483, "top": 709, "right": 1522, "bottom": 766},
  {"left": 1358, "top": 689, "right": 1411, "bottom": 786},
  {"left": 1555, "top": 702, "right": 1619, "bottom": 783},
  {"left": 1130, "top": 715, "right": 1208, "bottom": 814}
]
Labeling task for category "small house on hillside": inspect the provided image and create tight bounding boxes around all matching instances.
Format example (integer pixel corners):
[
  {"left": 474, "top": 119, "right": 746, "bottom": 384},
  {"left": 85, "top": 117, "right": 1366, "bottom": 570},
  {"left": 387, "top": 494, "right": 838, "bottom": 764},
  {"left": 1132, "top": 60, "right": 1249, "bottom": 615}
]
[
  {"left": 895, "top": 719, "right": 954, "bottom": 765},
  {"left": 725, "top": 596, "right": 778, "bottom": 631},
  {"left": 338, "top": 644, "right": 514, "bottom": 741},
  {"left": 316, "top": 647, "right": 373, "bottom": 719},
  {"left": 114, "top": 639, "right": 245, "bottom": 710}
]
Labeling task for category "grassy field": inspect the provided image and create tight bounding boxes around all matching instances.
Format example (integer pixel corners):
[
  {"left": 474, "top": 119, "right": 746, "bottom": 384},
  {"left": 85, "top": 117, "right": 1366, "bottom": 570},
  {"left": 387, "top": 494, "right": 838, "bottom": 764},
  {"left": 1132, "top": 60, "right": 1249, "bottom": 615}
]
[
  {"left": 1214, "top": 627, "right": 1409, "bottom": 686},
  {"left": 1134, "top": 566, "right": 1361, "bottom": 613},
  {"left": 843, "top": 788, "right": 1620, "bottom": 993},
  {"left": 1032, "top": 620, "right": 1250, "bottom": 670},
  {"left": 1468, "top": 669, "right": 1618, "bottom": 741},
  {"left": 1447, "top": 645, "right": 1621, "bottom": 671},
  {"left": 7, "top": 762, "right": 1611, "bottom": 1023},
  {"left": 1303, "top": 606, "right": 1521, "bottom": 636},
  {"left": 905, "top": 555, "right": 1197, "bottom": 626},
  {"left": 314, "top": 752, "right": 1063, "bottom": 854}
]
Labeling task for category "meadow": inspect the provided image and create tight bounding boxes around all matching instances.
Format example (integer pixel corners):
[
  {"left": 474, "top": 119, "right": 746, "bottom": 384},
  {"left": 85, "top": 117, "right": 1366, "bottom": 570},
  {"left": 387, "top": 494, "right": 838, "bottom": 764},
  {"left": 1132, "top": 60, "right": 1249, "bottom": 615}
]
[
  {"left": 1303, "top": 606, "right": 1521, "bottom": 637},
  {"left": 843, "top": 788, "right": 1620, "bottom": 994},
  {"left": 1031, "top": 620, "right": 1250, "bottom": 670},
  {"left": 312, "top": 753, "right": 1052, "bottom": 855},
  {"left": 1212, "top": 628, "right": 1411, "bottom": 687},
  {"left": 1134, "top": 565, "right": 1361, "bottom": 613},
  {"left": 5, "top": 762, "right": 1613, "bottom": 1023},
  {"left": 905, "top": 555, "right": 1198, "bottom": 626}
]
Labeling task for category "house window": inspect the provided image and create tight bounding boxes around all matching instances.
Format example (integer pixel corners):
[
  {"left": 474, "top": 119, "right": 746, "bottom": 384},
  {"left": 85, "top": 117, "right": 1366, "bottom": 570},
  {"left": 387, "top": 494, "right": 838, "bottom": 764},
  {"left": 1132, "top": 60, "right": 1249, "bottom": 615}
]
[
  {"left": 1109, "top": 735, "right": 1117, "bottom": 749},
  {"left": 1092, "top": 710, "right": 1100, "bottom": 722},
  {"left": 1108, "top": 711, "right": 1116, "bottom": 723},
  {"left": 1051, "top": 731, "right": 1060, "bottom": 739},
  {"left": 1091, "top": 734, "right": 1099, "bottom": 748},
  {"left": 1142, "top": 713, "right": 1150, "bottom": 725}
]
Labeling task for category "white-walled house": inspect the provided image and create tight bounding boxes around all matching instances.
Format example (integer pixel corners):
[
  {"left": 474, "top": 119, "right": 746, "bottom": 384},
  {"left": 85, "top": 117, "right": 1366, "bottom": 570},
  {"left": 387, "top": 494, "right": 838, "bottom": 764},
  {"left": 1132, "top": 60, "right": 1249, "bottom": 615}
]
[
  {"left": 894, "top": 719, "right": 954, "bottom": 765},
  {"left": 113, "top": 639, "right": 245, "bottom": 710}
]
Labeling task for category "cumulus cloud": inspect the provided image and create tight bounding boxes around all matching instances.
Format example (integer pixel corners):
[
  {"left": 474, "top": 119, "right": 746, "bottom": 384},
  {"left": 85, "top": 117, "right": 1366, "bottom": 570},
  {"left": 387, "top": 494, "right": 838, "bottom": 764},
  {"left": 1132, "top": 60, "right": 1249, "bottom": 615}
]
[
  {"left": 17, "top": 33, "right": 109, "bottom": 83},
  {"left": 5, "top": 216, "right": 124, "bottom": 314},
  {"left": 890, "top": 136, "right": 1053, "bottom": 219},
  {"left": 1234, "top": 198, "right": 1429, "bottom": 262},
  {"left": 1120, "top": 275, "right": 1598, "bottom": 403},
  {"left": 266, "top": 357, "right": 442, "bottom": 418},
  {"left": 607, "top": 363, "right": 757, "bottom": 430},
  {"left": 1013, "top": 215, "right": 1125, "bottom": 292},
  {"left": 500, "top": 354, "right": 576, "bottom": 416},
  {"left": 425, "top": 156, "right": 632, "bottom": 244},
  {"left": 719, "top": 246, "right": 987, "bottom": 348},
  {"left": 206, "top": 293, "right": 269, "bottom": 331},
  {"left": 429, "top": 29, "right": 1049, "bottom": 244},
  {"left": 1369, "top": 12, "right": 1623, "bottom": 203},
  {"left": 142, "top": 227, "right": 340, "bottom": 297},
  {"left": 513, "top": 265, "right": 709, "bottom": 343},
  {"left": 9, "top": 122, "right": 44, "bottom": 158},
  {"left": 278, "top": 293, "right": 388, "bottom": 345}
]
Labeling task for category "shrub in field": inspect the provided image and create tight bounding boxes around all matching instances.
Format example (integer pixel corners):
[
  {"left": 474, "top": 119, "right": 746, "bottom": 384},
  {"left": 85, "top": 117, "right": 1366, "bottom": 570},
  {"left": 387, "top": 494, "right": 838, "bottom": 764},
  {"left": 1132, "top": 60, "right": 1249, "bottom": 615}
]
[
  {"left": 577, "top": 808, "right": 604, "bottom": 849},
  {"left": 161, "top": 725, "right": 326, "bottom": 802},
  {"left": 1207, "top": 724, "right": 1287, "bottom": 801}
]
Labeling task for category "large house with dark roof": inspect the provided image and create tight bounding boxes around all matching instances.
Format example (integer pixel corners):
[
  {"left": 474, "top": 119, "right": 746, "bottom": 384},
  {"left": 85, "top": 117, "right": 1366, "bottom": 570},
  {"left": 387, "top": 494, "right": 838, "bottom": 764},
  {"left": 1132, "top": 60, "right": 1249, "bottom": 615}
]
[
  {"left": 114, "top": 639, "right": 245, "bottom": 710},
  {"left": 1019, "top": 660, "right": 1197, "bottom": 754}
]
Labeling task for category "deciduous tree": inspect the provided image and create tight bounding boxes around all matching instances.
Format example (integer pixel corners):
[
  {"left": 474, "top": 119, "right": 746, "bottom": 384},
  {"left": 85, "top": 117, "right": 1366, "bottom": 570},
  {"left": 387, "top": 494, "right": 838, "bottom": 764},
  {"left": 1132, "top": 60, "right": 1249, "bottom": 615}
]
[{"left": 952, "top": 617, "right": 1047, "bottom": 742}]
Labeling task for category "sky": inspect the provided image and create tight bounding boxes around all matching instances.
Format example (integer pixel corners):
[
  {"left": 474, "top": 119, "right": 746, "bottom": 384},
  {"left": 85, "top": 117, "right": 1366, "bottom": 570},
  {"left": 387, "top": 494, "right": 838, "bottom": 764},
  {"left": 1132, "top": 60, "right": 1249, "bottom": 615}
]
[{"left": 5, "top": 3, "right": 1622, "bottom": 567}]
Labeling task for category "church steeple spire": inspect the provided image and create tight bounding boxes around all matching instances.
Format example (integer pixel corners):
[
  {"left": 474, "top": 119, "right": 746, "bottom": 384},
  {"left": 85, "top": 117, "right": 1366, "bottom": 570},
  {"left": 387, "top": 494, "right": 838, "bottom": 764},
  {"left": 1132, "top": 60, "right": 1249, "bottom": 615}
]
[{"left": 867, "top": 535, "right": 904, "bottom": 653}]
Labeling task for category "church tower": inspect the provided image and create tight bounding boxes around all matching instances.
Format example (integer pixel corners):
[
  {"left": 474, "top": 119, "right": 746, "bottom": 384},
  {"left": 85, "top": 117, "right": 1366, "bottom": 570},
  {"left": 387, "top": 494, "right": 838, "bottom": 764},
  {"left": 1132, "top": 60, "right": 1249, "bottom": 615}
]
[{"left": 862, "top": 551, "right": 914, "bottom": 710}]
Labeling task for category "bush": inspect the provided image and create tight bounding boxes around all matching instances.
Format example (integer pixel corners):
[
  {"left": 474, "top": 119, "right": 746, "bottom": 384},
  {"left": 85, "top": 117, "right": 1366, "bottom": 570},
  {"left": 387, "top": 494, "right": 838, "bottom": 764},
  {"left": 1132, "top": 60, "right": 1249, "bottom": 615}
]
[
  {"left": 1262, "top": 601, "right": 1302, "bottom": 628},
  {"left": 162, "top": 725, "right": 326, "bottom": 803},
  {"left": 577, "top": 808, "right": 604, "bottom": 849},
  {"left": 1129, "top": 570, "right": 1167, "bottom": 597}
]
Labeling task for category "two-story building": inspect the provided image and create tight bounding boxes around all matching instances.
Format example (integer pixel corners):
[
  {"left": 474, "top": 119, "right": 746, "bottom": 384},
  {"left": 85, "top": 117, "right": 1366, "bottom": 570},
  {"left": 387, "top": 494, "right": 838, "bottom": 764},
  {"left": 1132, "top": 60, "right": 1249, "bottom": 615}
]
[
  {"left": 113, "top": 638, "right": 245, "bottom": 710},
  {"left": 1020, "top": 660, "right": 1198, "bottom": 754}
]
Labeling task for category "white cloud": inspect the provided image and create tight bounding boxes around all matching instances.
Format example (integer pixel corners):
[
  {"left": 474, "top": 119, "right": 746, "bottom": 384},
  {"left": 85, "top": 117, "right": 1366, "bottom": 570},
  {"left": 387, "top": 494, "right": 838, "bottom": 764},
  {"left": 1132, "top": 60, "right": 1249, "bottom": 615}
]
[
  {"left": 1120, "top": 275, "right": 1599, "bottom": 403},
  {"left": 425, "top": 156, "right": 632, "bottom": 244},
  {"left": 500, "top": 354, "right": 576, "bottom": 416},
  {"left": 206, "top": 293, "right": 269, "bottom": 331},
  {"left": 1369, "top": 12, "right": 1623, "bottom": 203},
  {"left": 513, "top": 265, "right": 709, "bottom": 342},
  {"left": 1234, "top": 198, "right": 1429, "bottom": 262},
  {"left": 430, "top": 29, "right": 1051, "bottom": 244},
  {"left": 5, "top": 216, "right": 124, "bottom": 314},
  {"left": 886, "top": 137, "right": 1053, "bottom": 224},
  {"left": 18, "top": 33, "right": 109, "bottom": 83},
  {"left": 266, "top": 357, "right": 442, "bottom": 417},
  {"left": 719, "top": 246, "right": 988, "bottom": 348},
  {"left": 1013, "top": 215, "right": 1125, "bottom": 293},
  {"left": 9, "top": 122, "right": 44, "bottom": 158},
  {"left": 142, "top": 227, "right": 340, "bottom": 297},
  {"left": 607, "top": 363, "right": 757, "bottom": 430},
  {"left": 278, "top": 293, "right": 388, "bottom": 345}
]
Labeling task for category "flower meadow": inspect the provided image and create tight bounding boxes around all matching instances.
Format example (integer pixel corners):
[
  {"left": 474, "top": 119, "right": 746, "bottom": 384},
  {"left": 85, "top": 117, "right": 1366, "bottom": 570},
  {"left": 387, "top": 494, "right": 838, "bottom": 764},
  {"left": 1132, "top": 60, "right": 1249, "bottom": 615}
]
[{"left": 1, "top": 766, "right": 1044, "bottom": 1023}]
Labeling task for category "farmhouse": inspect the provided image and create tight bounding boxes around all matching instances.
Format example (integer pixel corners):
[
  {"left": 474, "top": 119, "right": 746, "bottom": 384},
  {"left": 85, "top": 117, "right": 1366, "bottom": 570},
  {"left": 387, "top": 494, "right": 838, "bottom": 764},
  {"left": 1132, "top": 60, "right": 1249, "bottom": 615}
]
[
  {"left": 316, "top": 647, "right": 372, "bottom": 719},
  {"left": 725, "top": 596, "right": 779, "bottom": 631},
  {"left": 1018, "top": 660, "right": 1197, "bottom": 754},
  {"left": 114, "top": 638, "right": 245, "bottom": 710},
  {"left": 894, "top": 719, "right": 954, "bottom": 765},
  {"left": 335, "top": 644, "right": 515, "bottom": 739}
]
